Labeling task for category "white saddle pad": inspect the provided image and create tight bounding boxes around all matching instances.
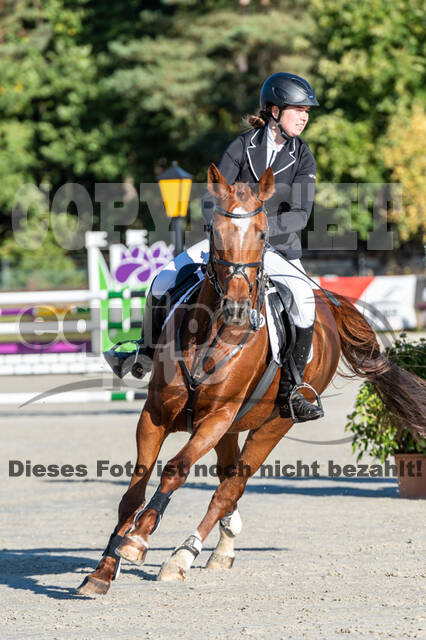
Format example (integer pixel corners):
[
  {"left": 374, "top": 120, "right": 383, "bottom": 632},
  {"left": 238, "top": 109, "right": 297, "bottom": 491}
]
[{"left": 162, "top": 278, "right": 313, "bottom": 365}]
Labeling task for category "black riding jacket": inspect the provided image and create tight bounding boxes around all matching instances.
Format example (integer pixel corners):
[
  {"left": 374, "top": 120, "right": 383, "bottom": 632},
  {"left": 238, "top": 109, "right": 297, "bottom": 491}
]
[{"left": 202, "top": 126, "right": 316, "bottom": 259}]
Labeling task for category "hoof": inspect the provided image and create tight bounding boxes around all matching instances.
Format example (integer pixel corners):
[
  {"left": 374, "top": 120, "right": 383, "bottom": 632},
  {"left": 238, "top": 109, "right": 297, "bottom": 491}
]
[
  {"left": 157, "top": 560, "right": 186, "bottom": 582},
  {"left": 116, "top": 535, "right": 148, "bottom": 565},
  {"left": 76, "top": 575, "right": 110, "bottom": 596},
  {"left": 206, "top": 552, "right": 235, "bottom": 569}
]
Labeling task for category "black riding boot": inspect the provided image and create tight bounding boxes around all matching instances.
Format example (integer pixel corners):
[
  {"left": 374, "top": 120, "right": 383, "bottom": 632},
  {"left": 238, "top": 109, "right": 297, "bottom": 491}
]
[
  {"left": 103, "top": 290, "right": 164, "bottom": 379},
  {"left": 278, "top": 324, "right": 324, "bottom": 422}
]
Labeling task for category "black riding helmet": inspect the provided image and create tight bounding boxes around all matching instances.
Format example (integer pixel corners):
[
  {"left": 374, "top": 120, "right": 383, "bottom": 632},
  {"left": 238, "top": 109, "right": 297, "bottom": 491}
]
[
  {"left": 259, "top": 72, "right": 319, "bottom": 140},
  {"left": 260, "top": 72, "right": 319, "bottom": 109}
]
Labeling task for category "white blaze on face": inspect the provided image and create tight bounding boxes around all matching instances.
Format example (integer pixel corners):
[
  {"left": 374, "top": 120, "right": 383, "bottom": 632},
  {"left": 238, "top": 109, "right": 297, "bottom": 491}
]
[{"left": 230, "top": 207, "right": 250, "bottom": 245}]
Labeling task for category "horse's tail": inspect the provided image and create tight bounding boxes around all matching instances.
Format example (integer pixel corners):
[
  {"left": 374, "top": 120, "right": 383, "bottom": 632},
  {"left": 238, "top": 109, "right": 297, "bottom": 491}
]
[{"left": 321, "top": 291, "right": 426, "bottom": 438}]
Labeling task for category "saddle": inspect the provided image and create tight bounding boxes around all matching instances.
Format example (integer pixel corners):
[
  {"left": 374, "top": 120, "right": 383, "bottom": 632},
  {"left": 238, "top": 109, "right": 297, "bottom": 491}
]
[{"left": 163, "top": 265, "right": 301, "bottom": 426}]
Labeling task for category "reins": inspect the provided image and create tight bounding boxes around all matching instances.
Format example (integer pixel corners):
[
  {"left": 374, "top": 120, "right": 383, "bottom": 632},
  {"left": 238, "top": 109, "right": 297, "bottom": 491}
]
[
  {"left": 178, "top": 202, "right": 267, "bottom": 432},
  {"left": 177, "top": 313, "right": 252, "bottom": 432}
]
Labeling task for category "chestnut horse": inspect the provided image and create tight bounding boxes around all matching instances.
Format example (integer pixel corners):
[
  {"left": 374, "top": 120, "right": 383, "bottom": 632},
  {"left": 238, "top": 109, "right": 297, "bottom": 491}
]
[{"left": 78, "top": 165, "right": 426, "bottom": 596}]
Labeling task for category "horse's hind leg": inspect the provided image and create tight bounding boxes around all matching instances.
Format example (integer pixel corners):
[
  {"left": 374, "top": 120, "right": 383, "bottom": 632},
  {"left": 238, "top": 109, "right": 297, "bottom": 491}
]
[
  {"left": 207, "top": 433, "right": 242, "bottom": 570},
  {"left": 77, "top": 407, "right": 166, "bottom": 596},
  {"left": 206, "top": 506, "right": 242, "bottom": 569}
]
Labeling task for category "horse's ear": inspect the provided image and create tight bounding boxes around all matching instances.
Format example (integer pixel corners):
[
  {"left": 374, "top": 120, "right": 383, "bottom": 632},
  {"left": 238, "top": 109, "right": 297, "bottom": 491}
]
[
  {"left": 207, "top": 163, "right": 230, "bottom": 199},
  {"left": 258, "top": 167, "right": 275, "bottom": 202}
]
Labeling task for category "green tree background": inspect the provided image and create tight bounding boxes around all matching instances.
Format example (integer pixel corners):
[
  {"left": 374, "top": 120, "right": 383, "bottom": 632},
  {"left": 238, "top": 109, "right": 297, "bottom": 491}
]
[{"left": 0, "top": 0, "right": 424, "bottom": 287}]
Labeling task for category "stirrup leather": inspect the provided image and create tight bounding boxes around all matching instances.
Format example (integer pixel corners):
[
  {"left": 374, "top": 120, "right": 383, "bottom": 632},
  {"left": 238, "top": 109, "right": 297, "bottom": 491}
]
[{"left": 288, "top": 382, "right": 324, "bottom": 423}]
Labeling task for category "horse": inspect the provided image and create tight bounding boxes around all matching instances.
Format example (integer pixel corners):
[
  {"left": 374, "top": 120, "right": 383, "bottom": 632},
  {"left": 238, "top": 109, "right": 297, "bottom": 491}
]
[{"left": 77, "top": 164, "right": 426, "bottom": 596}]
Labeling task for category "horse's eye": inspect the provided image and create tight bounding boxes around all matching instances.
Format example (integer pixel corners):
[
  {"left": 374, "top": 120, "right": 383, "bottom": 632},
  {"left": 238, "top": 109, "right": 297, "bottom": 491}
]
[{"left": 259, "top": 231, "right": 266, "bottom": 240}]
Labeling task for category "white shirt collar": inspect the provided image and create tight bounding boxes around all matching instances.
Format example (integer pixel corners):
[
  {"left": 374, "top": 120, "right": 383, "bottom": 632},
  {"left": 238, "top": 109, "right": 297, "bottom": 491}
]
[
  {"left": 266, "top": 124, "right": 285, "bottom": 152},
  {"left": 266, "top": 125, "right": 285, "bottom": 168}
]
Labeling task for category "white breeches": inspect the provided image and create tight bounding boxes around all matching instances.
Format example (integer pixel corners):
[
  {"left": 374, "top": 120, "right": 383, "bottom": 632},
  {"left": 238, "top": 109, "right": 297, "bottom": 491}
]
[{"left": 151, "top": 238, "right": 315, "bottom": 328}]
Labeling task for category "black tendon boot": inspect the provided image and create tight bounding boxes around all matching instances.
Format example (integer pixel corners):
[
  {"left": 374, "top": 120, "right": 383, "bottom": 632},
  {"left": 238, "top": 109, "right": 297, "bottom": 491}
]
[
  {"left": 278, "top": 324, "right": 324, "bottom": 422},
  {"left": 103, "top": 291, "right": 164, "bottom": 379}
]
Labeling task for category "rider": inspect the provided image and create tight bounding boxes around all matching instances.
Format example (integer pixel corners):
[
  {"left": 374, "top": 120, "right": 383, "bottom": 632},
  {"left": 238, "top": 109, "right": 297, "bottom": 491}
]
[{"left": 106, "top": 72, "right": 323, "bottom": 422}]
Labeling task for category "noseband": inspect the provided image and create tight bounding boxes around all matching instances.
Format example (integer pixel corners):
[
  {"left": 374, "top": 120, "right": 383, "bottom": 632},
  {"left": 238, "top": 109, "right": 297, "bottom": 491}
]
[{"left": 206, "top": 204, "right": 266, "bottom": 298}]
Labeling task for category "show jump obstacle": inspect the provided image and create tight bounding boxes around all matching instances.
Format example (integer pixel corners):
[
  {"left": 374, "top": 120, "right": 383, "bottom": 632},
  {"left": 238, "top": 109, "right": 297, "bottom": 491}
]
[{"left": 0, "top": 231, "right": 174, "bottom": 376}]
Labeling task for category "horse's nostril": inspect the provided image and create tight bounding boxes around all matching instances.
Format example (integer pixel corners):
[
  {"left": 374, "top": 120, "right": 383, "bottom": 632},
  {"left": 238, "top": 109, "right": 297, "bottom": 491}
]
[
  {"left": 223, "top": 298, "right": 251, "bottom": 324},
  {"left": 238, "top": 300, "right": 251, "bottom": 318}
]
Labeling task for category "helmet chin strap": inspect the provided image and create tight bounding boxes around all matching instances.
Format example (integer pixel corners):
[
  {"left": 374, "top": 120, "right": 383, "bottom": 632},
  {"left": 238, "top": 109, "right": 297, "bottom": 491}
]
[{"left": 270, "top": 107, "right": 294, "bottom": 142}]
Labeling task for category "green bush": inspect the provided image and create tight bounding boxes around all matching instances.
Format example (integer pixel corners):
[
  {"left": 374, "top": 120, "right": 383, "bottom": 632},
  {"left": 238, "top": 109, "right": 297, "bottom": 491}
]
[{"left": 346, "top": 334, "right": 426, "bottom": 462}]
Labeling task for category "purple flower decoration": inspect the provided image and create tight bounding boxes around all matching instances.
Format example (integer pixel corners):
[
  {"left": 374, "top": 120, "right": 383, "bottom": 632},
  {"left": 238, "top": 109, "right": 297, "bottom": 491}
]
[{"left": 113, "top": 242, "right": 174, "bottom": 286}]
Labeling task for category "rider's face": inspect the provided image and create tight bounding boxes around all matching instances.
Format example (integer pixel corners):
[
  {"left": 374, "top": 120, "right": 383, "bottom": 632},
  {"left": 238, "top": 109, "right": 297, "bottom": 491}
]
[{"left": 272, "top": 105, "right": 310, "bottom": 137}]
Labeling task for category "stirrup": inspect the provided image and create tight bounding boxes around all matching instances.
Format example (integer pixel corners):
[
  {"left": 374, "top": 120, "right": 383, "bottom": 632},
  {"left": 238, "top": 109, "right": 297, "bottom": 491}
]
[
  {"left": 130, "top": 341, "right": 154, "bottom": 379},
  {"left": 288, "top": 382, "right": 324, "bottom": 423},
  {"left": 103, "top": 340, "right": 142, "bottom": 379}
]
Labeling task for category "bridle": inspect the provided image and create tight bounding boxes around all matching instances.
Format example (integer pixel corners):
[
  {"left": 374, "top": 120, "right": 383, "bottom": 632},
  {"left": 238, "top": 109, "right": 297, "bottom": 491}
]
[
  {"left": 176, "top": 201, "right": 268, "bottom": 433},
  {"left": 205, "top": 204, "right": 267, "bottom": 300}
]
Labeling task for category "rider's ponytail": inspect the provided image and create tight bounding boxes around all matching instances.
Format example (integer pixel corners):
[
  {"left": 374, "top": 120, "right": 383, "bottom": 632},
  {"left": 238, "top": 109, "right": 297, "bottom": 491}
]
[{"left": 243, "top": 109, "right": 271, "bottom": 130}]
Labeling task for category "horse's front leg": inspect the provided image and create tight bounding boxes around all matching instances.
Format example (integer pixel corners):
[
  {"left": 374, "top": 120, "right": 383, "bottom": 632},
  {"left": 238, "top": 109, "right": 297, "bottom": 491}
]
[
  {"left": 77, "top": 405, "right": 167, "bottom": 596},
  {"left": 115, "top": 408, "right": 234, "bottom": 579},
  {"left": 160, "top": 416, "right": 293, "bottom": 582}
]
